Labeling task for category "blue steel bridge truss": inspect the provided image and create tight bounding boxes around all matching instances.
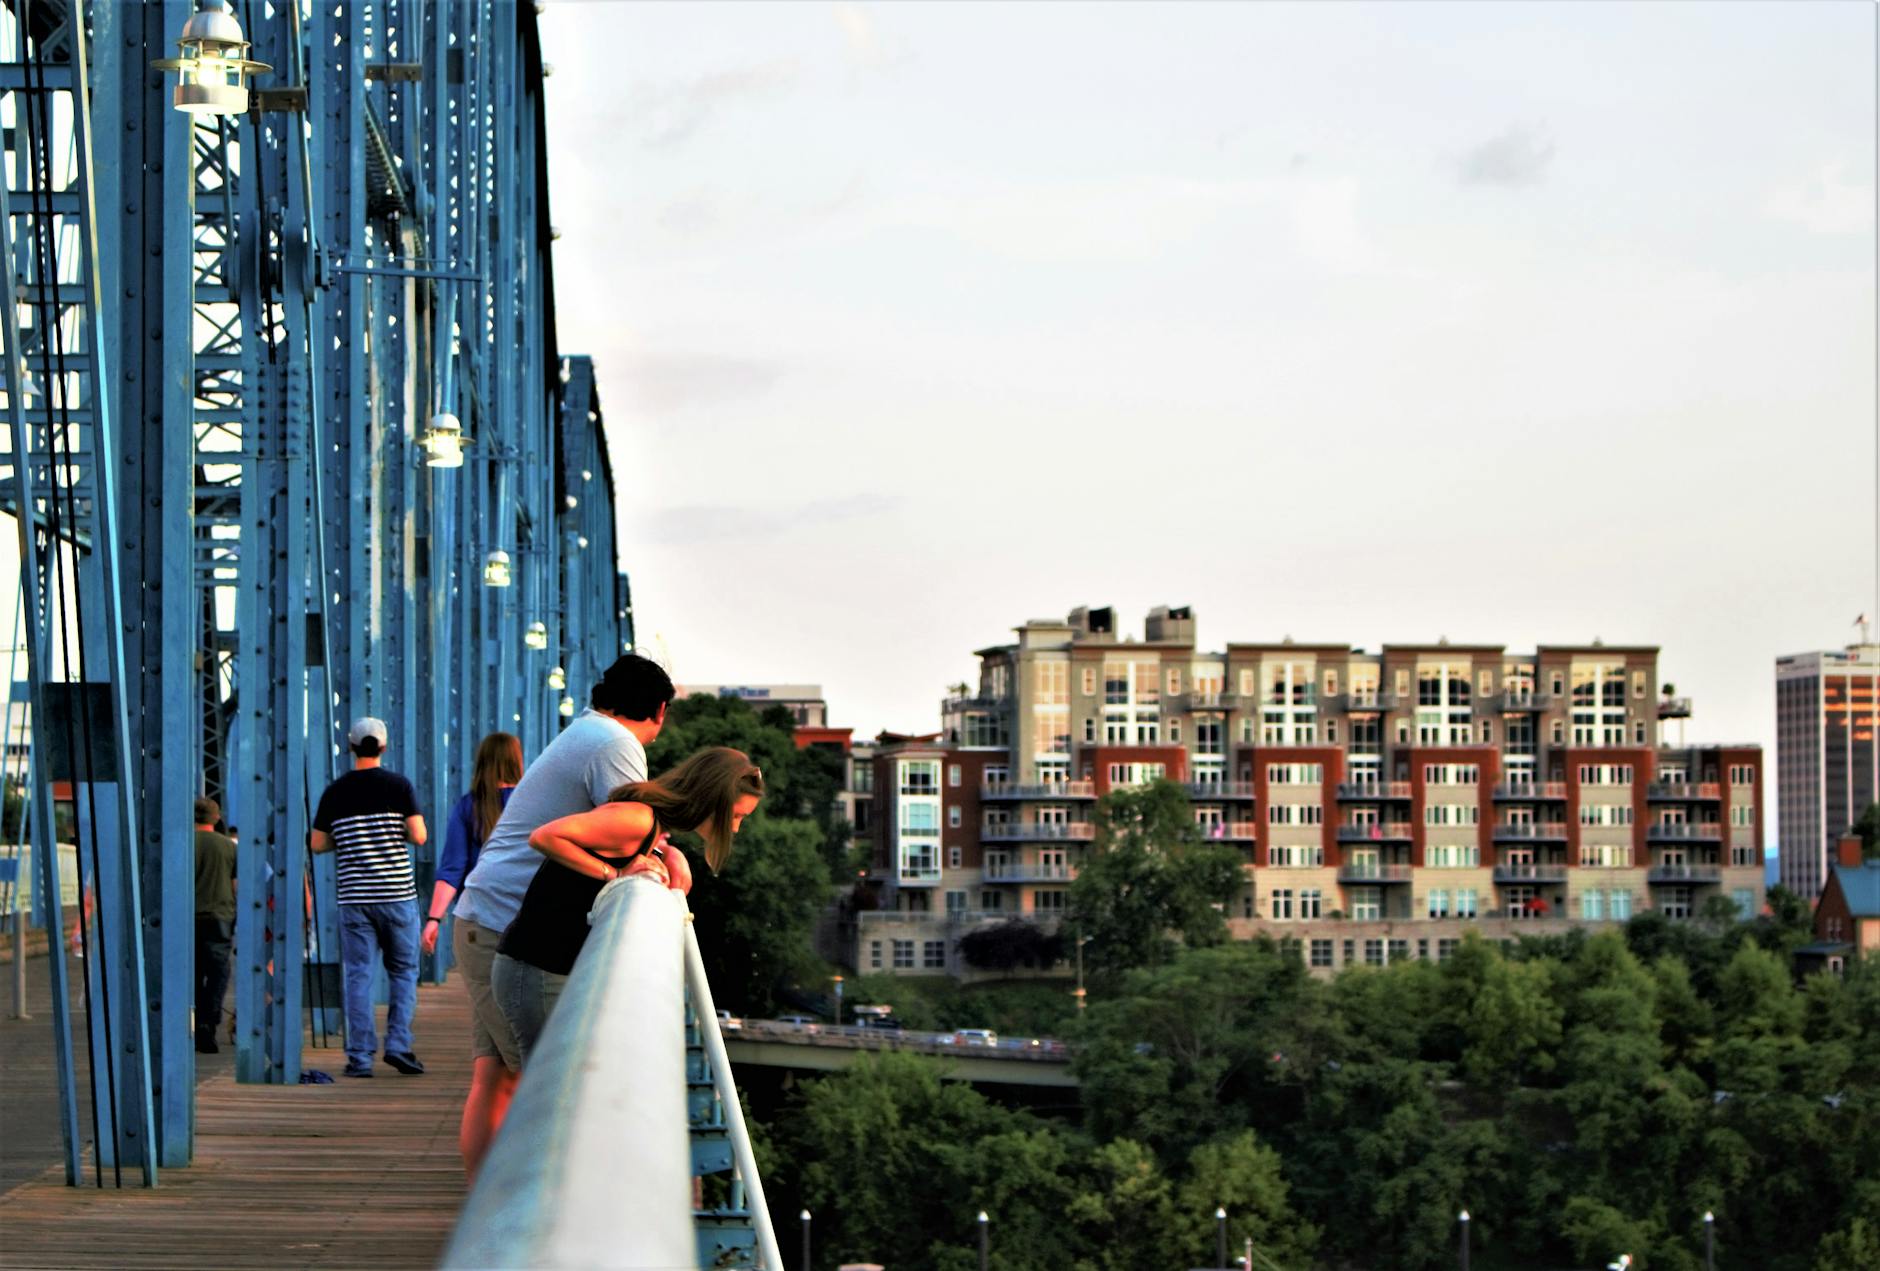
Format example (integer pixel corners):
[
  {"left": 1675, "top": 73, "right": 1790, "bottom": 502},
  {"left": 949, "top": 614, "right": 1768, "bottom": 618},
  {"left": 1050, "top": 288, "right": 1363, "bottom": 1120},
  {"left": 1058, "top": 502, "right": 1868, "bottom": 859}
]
[{"left": 2, "top": 0, "right": 631, "bottom": 1178}]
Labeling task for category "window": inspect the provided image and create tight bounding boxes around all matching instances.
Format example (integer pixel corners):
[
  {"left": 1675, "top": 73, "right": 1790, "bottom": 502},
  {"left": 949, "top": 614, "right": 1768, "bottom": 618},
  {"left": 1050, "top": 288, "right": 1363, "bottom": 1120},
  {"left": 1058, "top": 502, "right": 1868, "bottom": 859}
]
[
  {"left": 923, "top": 940, "right": 947, "bottom": 969},
  {"left": 1240, "top": 718, "right": 1255, "bottom": 744},
  {"left": 1082, "top": 667, "right": 1097, "bottom": 696},
  {"left": 853, "top": 765, "right": 874, "bottom": 794},
  {"left": 980, "top": 890, "right": 1003, "bottom": 911},
  {"left": 1268, "top": 843, "right": 1325, "bottom": 868},
  {"left": 1579, "top": 805, "right": 1634, "bottom": 826},
  {"left": 1168, "top": 668, "right": 1182, "bottom": 697},
  {"left": 1350, "top": 889, "right": 1381, "bottom": 921},
  {"left": 1033, "top": 890, "right": 1067, "bottom": 913},
  {"left": 1268, "top": 803, "right": 1324, "bottom": 826},
  {"left": 1084, "top": 717, "right": 1097, "bottom": 743},
  {"left": 1326, "top": 719, "right": 1338, "bottom": 744},
  {"left": 1478, "top": 669, "right": 1494, "bottom": 697},
  {"left": 1107, "top": 762, "right": 1166, "bottom": 788},
  {"left": 1395, "top": 669, "right": 1411, "bottom": 698},
  {"left": 1426, "top": 843, "right": 1480, "bottom": 868},
  {"left": 1550, "top": 671, "right": 1564, "bottom": 696},
  {"left": 1733, "top": 888, "right": 1754, "bottom": 919},
  {"left": 1480, "top": 720, "right": 1493, "bottom": 743},
  {"left": 1427, "top": 889, "right": 1450, "bottom": 918},
  {"left": 892, "top": 940, "right": 914, "bottom": 969},
  {"left": 1300, "top": 888, "right": 1323, "bottom": 919},
  {"left": 948, "top": 807, "right": 962, "bottom": 830},
  {"left": 1364, "top": 939, "right": 1384, "bottom": 966},
  {"left": 1397, "top": 721, "right": 1411, "bottom": 745},
  {"left": 900, "top": 760, "right": 939, "bottom": 794},
  {"left": 1437, "top": 938, "right": 1460, "bottom": 961},
  {"left": 1267, "top": 763, "right": 1324, "bottom": 785},
  {"left": 946, "top": 890, "right": 967, "bottom": 913},
  {"left": 1632, "top": 670, "right": 1646, "bottom": 699},
  {"left": 1169, "top": 719, "right": 1182, "bottom": 743},
  {"left": 1343, "top": 939, "right": 1356, "bottom": 966},
  {"left": 1609, "top": 890, "right": 1632, "bottom": 920},
  {"left": 1195, "top": 718, "right": 1222, "bottom": 755},
  {"left": 1729, "top": 764, "right": 1756, "bottom": 786},
  {"left": 1580, "top": 891, "right": 1604, "bottom": 920},
  {"left": 1423, "top": 764, "right": 1480, "bottom": 786},
  {"left": 1324, "top": 669, "right": 1340, "bottom": 697},
  {"left": 1389, "top": 938, "right": 1409, "bottom": 964},
  {"left": 1577, "top": 764, "right": 1635, "bottom": 785},
  {"left": 947, "top": 845, "right": 963, "bottom": 869},
  {"left": 1579, "top": 843, "right": 1632, "bottom": 868},
  {"left": 1731, "top": 805, "right": 1753, "bottom": 827},
  {"left": 1455, "top": 889, "right": 1478, "bottom": 919},
  {"left": 903, "top": 803, "right": 939, "bottom": 832},
  {"left": 948, "top": 764, "right": 962, "bottom": 787},
  {"left": 870, "top": 940, "right": 883, "bottom": 969},
  {"left": 1310, "top": 939, "right": 1334, "bottom": 968},
  {"left": 1551, "top": 720, "right": 1565, "bottom": 745},
  {"left": 1271, "top": 888, "right": 1294, "bottom": 920},
  {"left": 1424, "top": 804, "right": 1480, "bottom": 827}
]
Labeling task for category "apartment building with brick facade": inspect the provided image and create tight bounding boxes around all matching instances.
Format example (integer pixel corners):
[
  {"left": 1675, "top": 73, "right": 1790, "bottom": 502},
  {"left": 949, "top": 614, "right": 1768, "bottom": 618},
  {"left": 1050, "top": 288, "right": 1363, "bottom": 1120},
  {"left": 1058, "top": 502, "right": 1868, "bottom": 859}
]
[{"left": 854, "top": 606, "right": 1764, "bottom": 977}]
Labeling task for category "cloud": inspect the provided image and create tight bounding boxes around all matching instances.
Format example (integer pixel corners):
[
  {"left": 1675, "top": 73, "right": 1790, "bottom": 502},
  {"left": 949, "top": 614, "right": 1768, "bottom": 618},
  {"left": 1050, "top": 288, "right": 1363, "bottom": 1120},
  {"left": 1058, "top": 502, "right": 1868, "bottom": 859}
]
[
  {"left": 1766, "top": 162, "right": 1872, "bottom": 234},
  {"left": 636, "top": 494, "right": 900, "bottom": 545},
  {"left": 619, "top": 352, "right": 784, "bottom": 414},
  {"left": 1454, "top": 126, "right": 1556, "bottom": 188},
  {"left": 636, "top": 60, "right": 797, "bottom": 150}
]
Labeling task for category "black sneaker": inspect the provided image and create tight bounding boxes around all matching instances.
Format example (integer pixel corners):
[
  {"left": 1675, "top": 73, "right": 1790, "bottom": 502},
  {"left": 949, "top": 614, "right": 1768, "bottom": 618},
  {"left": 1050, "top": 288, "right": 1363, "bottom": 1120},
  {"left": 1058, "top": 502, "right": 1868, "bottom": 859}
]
[
  {"left": 383, "top": 1050, "right": 425, "bottom": 1075},
  {"left": 343, "top": 1061, "right": 375, "bottom": 1078},
  {"left": 195, "top": 1034, "right": 219, "bottom": 1055}
]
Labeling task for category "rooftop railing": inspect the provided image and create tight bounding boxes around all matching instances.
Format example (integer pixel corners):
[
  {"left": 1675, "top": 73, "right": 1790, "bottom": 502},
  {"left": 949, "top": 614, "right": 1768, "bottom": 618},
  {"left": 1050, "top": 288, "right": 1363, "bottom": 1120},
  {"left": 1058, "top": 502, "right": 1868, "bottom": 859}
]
[
  {"left": 442, "top": 876, "right": 782, "bottom": 1270},
  {"left": 981, "top": 781, "right": 1096, "bottom": 801}
]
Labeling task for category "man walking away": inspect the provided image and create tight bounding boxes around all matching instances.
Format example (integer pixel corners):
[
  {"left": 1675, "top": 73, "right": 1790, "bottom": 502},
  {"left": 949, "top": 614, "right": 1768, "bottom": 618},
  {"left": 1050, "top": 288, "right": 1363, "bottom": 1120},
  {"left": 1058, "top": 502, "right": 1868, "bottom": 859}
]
[
  {"left": 449, "top": 652, "right": 673, "bottom": 1181},
  {"left": 312, "top": 717, "right": 428, "bottom": 1078},
  {"left": 193, "top": 797, "right": 237, "bottom": 1054}
]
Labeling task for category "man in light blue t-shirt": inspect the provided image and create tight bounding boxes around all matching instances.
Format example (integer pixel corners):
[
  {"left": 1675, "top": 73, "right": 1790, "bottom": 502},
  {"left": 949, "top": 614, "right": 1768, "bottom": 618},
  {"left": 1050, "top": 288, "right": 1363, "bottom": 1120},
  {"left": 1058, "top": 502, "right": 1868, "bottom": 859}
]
[{"left": 449, "top": 652, "right": 672, "bottom": 1182}]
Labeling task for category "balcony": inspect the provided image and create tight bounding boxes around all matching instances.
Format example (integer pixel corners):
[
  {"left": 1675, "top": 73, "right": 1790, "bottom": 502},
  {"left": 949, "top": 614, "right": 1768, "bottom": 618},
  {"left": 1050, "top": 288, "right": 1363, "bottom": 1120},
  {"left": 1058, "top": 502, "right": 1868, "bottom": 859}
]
[
  {"left": 1646, "top": 822, "right": 1723, "bottom": 843},
  {"left": 1171, "top": 692, "right": 1243, "bottom": 713},
  {"left": 1338, "top": 862, "right": 1414, "bottom": 883},
  {"left": 1656, "top": 697, "right": 1692, "bottom": 720},
  {"left": 1335, "top": 781, "right": 1413, "bottom": 801},
  {"left": 896, "top": 864, "right": 942, "bottom": 887},
  {"left": 1341, "top": 692, "right": 1398, "bottom": 712},
  {"left": 980, "top": 781, "right": 1096, "bottom": 802},
  {"left": 981, "top": 822, "right": 1096, "bottom": 843},
  {"left": 1493, "top": 822, "right": 1569, "bottom": 842},
  {"left": 1494, "top": 691, "right": 1555, "bottom": 711},
  {"left": 1183, "top": 780, "right": 1256, "bottom": 800},
  {"left": 1493, "top": 862, "right": 1570, "bottom": 883},
  {"left": 1336, "top": 822, "right": 1413, "bottom": 842},
  {"left": 1647, "top": 862, "right": 1723, "bottom": 883},
  {"left": 983, "top": 860, "right": 1079, "bottom": 883},
  {"left": 1492, "top": 782, "right": 1567, "bottom": 802},
  {"left": 1646, "top": 782, "right": 1721, "bottom": 802},
  {"left": 1200, "top": 822, "right": 1259, "bottom": 842}
]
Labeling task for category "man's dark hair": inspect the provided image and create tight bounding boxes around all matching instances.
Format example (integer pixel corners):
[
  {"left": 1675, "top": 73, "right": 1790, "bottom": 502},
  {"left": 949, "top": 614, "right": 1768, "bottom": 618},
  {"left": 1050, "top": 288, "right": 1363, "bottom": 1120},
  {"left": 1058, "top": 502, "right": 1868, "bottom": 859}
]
[
  {"left": 351, "top": 737, "right": 384, "bottom": 758},
  {"left": 194, "top": 796, "right": 221, "bottom": 826},
  {"left": 590, "top": 653, "right": 675, "bottom": 721}
]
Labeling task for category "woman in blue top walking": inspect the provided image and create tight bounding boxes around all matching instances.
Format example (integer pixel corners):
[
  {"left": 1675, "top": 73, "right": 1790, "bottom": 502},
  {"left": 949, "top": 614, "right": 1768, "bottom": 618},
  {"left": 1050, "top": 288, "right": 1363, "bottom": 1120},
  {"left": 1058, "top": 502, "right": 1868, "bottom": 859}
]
[{"left": 419, "top": 731, "right": 523, "bottom": 1177}]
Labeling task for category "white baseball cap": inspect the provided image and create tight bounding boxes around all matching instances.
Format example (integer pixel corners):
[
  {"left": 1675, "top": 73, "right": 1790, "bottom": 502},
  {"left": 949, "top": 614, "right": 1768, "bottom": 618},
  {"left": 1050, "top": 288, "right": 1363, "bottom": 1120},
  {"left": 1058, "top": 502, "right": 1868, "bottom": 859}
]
[{"left": 347, "top": 717, "right": 389, "bottom": 748}]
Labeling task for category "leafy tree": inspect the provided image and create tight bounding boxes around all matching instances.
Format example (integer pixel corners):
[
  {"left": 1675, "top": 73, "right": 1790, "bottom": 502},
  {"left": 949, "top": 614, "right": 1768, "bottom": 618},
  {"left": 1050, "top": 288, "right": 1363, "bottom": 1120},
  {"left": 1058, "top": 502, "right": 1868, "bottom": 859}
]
[
  {"left": 1175, "top": 1131, "right": 1320, "bottom": 1269},
  {"left": 1067, "top": 780, "right": 1242, "bottom": 989},
  {"left": 1855, "top": 800, "right": 1880, "bottom": 862},
  {"left": 1065, "top": 1139, "right": 1177, "bottom": 1271},
  {"left": 1817, "top": 1216, "right": 1880, "bottom": 1271}
]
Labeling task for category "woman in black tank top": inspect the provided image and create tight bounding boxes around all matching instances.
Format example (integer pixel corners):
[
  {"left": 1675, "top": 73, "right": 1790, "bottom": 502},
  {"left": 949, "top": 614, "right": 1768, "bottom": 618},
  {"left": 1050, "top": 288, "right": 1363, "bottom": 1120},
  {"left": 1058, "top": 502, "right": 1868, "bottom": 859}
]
[{"left": 489, "top": 747, "right": 765, "bottom": 1068}]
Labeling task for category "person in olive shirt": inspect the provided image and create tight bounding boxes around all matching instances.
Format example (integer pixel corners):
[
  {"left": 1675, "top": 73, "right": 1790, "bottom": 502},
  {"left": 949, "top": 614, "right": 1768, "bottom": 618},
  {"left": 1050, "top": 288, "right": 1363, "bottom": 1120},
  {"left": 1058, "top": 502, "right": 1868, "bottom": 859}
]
[{"left": 193, "top": 796, "right": 238, "bottom": 1055}]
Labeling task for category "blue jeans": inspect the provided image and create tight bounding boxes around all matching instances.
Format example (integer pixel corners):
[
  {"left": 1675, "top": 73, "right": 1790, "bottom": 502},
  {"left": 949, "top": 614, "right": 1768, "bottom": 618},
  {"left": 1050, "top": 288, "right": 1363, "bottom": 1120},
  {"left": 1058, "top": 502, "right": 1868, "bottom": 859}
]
[{"left": 339, "top": 900, "right": 419, "bottom": 1066}]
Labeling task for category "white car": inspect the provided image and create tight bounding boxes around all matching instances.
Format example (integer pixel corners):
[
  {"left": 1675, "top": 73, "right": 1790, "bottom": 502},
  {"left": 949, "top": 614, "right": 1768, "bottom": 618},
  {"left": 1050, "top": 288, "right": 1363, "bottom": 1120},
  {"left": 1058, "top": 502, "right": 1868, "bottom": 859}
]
[
  {"left": 715, "top": 1009, "right": 742, "bottom": 1033},
  {"left": 954, "top": 1028, "right": 998, "bottom": 1047}
]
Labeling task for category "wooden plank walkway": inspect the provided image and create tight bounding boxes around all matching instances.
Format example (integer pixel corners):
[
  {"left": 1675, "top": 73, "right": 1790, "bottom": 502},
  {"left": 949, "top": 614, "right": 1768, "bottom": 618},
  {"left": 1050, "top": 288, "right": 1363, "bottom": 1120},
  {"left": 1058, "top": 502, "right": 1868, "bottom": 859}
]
[{"left": 0, "top": 984, "right": 472, "bottom": 1269}]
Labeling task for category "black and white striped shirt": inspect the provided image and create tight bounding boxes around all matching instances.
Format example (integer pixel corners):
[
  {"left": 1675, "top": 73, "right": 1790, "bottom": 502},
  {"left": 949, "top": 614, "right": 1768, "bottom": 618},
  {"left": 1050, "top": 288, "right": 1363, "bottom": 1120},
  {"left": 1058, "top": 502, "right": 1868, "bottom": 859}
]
[{"left": 313, "top": 768, "right": 422, "bottom": 905}]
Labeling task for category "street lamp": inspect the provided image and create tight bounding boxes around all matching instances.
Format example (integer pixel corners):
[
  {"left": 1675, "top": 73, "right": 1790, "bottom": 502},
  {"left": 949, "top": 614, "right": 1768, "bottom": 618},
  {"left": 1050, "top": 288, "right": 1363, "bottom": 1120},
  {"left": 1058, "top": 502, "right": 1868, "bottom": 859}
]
[
  {"left": 977, "top": 1211, "right": 989, "bottom": 1271},
  {"left": 831, "top": 974, "right": 844, "bottom": 1023},
  {"left": 547, "top": 665, "right": 566, "bottom": 691},
  {"left": 524, "top": 621, "right": 549, "bottom": 651},
  {"left": 559, "top": 696, "right": 575, "bottom": 719},
  {"left": 419, "top": 412, "right": 467, "bottom": 468},
  {"left": 1074, "top": 932, "right": 1093, "bottom": 1011},
  {"left": 1703, "top": 1212, "right": 1714, "bottom": 1271},
  {"left": 1458, "top": 1210, "right": 1471, "bottom": 1271},
  {"left": 1215, "top": 1207, "right": 1228, "bottom": 1270},
  {"left": 482, "top": 550, "right": 512, "bottom": 587},
  {"left": 152, "top": 0, "right": 271, "bottom": 116},
  {"left": 799, "top": 1210, "right": 811, "bottom": 1271}
]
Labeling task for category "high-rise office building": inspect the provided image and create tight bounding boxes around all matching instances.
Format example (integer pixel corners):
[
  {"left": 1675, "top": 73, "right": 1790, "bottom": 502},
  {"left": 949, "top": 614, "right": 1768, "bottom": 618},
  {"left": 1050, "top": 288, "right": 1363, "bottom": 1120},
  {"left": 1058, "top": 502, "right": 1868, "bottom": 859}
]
[
  {"left": 857, "top": 606, "right": 1763, "bottom": 978},
  {"left": 1775, "top": 646, "right": 1880, "bottom": 897}
]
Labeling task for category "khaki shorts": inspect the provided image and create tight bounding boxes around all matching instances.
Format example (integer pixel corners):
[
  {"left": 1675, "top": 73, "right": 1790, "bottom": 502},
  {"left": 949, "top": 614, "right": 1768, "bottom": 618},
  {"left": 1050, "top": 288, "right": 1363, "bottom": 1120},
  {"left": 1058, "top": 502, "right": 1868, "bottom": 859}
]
[{"left": 453, "top": 918, "right": 522, "bottom": 1071}]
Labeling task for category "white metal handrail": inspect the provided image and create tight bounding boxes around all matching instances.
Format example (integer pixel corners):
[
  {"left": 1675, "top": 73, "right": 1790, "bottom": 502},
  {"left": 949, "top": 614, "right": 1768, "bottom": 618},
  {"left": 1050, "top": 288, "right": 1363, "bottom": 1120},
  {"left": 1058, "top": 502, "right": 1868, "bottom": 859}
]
[{"left": 442, "top": 875, "right": 782, "bottom": 1269}]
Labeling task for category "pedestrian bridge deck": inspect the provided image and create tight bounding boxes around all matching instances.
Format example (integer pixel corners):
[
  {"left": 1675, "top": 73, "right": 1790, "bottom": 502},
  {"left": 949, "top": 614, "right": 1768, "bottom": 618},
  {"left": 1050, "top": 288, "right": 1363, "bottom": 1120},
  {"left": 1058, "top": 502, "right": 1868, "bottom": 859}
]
[{"left": 0, "top": 985, "right": 471, "bottom": 1269}]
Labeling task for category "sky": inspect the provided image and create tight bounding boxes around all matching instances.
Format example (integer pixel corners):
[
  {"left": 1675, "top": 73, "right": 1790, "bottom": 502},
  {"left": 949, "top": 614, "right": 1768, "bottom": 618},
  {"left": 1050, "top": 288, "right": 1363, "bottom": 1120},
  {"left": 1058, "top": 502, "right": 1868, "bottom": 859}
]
[{"left": 538, "top": 1, "right": 1876, "bottom": 799}]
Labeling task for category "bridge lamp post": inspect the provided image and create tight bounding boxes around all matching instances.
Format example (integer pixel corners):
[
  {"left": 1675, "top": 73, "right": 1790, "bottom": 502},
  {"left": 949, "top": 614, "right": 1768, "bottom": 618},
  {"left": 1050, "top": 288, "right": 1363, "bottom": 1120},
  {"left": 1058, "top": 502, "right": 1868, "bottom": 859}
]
[
  {"left": 1215, "top": 1207, "right": 1228, "bottom": 1269},
  {"left": 1703, "top": 1213, "right": 1714, "bottom": 1271},
  {"left": 799, "top": 1209, "right": 811, "bottom": 1271},
  {"left": 977, "top": 1210, "right": 989, "bottom": 1271},
  {"left": 1458, "top": 1209, "right": 1470, "bottom": 1271},
  {"left": 152, "top": 0, "right": 272, "bottom": 116},
  {"left": 1074, "top": 932, "right": 1093, "bottom": 1011},
  {"left": 830, "top": 974, "right": 843, "bottom": 1024}
]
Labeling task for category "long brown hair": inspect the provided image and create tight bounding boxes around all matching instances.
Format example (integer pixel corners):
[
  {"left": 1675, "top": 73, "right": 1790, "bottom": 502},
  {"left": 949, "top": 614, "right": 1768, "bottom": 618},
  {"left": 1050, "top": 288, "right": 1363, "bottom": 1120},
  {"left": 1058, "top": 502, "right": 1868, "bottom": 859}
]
[
  {"left": 611, "top": 746, "right": 764, "bottom": 874},
  {"left": 472, "top": 732, "right": 524, "bottom": 841}
]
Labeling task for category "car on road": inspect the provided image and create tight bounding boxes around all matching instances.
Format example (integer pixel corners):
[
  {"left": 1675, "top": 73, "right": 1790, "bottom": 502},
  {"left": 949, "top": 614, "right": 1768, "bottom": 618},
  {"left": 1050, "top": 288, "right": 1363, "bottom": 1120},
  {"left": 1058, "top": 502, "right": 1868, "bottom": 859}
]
[
  {"left": 715, "top": 1009, "right": 742, "bottom": 1033},
  {"left": 776, "top": 1014, "right": 822, "bottom": 1035},
  {"left": 953, "top": 1028, "right": 999, "bottom": 1047}
]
